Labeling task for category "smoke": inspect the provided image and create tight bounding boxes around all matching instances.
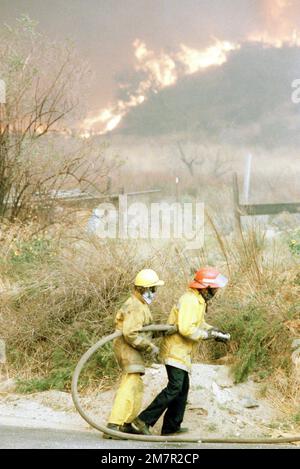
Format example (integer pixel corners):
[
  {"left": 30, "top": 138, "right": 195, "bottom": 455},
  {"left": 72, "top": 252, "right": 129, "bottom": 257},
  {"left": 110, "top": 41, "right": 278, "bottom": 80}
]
[
  {"left": 116, "top": 42, "right": 300, "bottom": 147},
  {"left": 250, "top": 0, "right": 300, "bottom": 45},
  {"left": 81, "top": 0, "right": 300, "bottom": 135},
  {"left": 2, "top": 0, "right": 300, "bottom": 135},
  {"left": 82, "top": 38, "right": 240, "bottom": 135}
]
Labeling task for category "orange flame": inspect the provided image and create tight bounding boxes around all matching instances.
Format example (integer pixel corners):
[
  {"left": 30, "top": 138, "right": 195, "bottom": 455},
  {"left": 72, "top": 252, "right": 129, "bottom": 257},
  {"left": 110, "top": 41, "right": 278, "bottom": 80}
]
[
  {"left": 248, "top": 0, "right": 300, "bottom": 47},
  {"left": 82, "top": 39, "right": 239, "bottom": 135},
  {"left": 81, "top": 0, "right": 300, "bottom": 135}
]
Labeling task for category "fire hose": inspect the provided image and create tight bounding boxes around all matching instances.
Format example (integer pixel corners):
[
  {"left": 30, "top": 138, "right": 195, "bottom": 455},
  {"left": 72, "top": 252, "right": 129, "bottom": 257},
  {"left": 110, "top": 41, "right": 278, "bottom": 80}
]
[{"left": 71, "top": 324, "right": 300, "bottom": 444}]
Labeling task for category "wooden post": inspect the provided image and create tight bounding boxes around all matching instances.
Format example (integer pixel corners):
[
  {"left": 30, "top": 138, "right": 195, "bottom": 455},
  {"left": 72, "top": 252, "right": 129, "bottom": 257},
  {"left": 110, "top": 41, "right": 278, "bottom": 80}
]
[
  {"left": 0, "top": 79, "right": 8, "bottom": 218},
  {"left": 0, "top": 78, "right": 6, "bottom": 133}
]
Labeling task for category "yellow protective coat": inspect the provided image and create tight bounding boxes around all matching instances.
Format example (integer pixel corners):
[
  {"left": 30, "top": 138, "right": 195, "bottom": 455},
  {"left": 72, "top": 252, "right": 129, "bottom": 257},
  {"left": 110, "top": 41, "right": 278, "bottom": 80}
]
[
  {"left": 109, "top": 292, "right": 155, "bottom": 425},
  {"left": 113, "top": 292, "right": 154, "bottom": 374},
  {"left": 160, "top": 288, "right": 212, "bottom": 372}
]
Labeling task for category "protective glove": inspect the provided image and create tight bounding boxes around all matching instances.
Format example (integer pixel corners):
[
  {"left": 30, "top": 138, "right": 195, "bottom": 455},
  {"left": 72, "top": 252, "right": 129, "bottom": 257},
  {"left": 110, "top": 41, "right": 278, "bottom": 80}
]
[
  {"left": 201, "top": 328, "right": 230, "bottom": 342},
  {"left": 215, "top": 333, "right": 230, "bottom": 343},
  {"left": 209, "top": 328, "right": 231, "bottom": 343},
  {"left": 164, "top": 325, "right": 178, "bottom": 336}
]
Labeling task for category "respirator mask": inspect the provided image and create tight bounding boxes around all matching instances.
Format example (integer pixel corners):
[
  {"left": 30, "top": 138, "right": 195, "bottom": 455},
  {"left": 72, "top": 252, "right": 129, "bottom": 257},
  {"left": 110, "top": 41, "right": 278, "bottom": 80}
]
[{"left": 142, "top": 286, "right": 157, "bottom": 304}]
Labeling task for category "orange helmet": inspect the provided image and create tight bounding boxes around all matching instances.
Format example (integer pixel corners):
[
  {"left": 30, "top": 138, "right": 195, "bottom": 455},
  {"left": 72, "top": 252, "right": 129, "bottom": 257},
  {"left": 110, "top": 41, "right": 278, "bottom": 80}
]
[{"left": 189, "top": 267, "right": 228, "bottom": 289}]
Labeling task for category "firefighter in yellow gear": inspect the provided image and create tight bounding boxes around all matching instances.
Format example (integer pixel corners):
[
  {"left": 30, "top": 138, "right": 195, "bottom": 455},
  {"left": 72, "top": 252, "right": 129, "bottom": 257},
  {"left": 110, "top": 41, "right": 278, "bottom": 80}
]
[
  {"left": 132, "top": 267, "right": 230, "bottom": 436},
  {"left": 104, "top": 269, "right": 164, "bottom": 437},
  {"left": 159, "top": 288, "right": 212, "bottom": 372}
]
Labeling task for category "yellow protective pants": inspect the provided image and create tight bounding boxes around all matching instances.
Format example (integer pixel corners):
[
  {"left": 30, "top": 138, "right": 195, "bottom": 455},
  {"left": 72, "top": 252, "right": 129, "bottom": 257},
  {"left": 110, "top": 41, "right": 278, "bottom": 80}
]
[{"left": 108, "top": 373, "right": 143, "bottom": 425}]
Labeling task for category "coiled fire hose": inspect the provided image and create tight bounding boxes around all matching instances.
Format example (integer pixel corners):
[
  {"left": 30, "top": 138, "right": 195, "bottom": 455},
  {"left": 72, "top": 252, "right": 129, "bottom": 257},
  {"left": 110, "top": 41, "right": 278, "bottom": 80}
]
[{"left": 71, "top": 324, "right": 300, "bottom": 444}]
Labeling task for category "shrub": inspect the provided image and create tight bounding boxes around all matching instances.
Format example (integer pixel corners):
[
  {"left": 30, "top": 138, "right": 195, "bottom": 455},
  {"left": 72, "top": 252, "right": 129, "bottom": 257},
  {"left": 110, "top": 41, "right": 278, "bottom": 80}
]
[
  {"left": 1, "top": 220, "right": 299, "bottom": 400},
  {"left": 289, "top": 230, "right": 300, "bottom": 256}
]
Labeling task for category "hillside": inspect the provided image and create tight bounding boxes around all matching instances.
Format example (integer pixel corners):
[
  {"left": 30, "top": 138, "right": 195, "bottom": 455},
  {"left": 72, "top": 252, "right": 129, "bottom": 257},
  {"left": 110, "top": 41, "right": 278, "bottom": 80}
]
[{"left": 116, "top": 43, "right": 300, "bottom": 147}]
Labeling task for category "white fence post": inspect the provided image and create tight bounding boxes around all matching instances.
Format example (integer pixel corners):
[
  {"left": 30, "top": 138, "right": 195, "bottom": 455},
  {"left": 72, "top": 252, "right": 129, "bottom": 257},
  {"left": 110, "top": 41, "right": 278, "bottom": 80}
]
[{"left": 243, "top": 153, "right": 252, "bottom": 203}]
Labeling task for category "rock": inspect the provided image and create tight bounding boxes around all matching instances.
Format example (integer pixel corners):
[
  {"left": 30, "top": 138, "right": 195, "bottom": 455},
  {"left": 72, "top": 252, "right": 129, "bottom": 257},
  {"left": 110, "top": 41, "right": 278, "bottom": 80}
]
[
  {"left": 291, "top": 349, "right": 300, "bottom": 384},
  {"left": 242, "top": 397, "right": 259, "bottom": 409},
  {"left": 291, "top": 339, "right": 300, "bottom": 351},
  {"left": 188, "top": 406, "right": 208, "bottom": 416},
  {"left": 228, "top": 408, "right": 238, "bottom": 415},
  {"left": 211, "top": 382, "right": 233, "bottom": 404},
  {"left": 215, "top": 366, "right": 234, "bottom": 388},
  {"left": 0, "top": 378, "right": 17, "bottom": 393}
]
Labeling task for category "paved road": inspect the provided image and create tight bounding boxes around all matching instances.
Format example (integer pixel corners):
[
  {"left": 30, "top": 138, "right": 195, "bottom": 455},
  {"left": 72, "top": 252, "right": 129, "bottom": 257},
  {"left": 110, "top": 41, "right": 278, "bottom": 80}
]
[{"left": 0, "top": 425, "right": 298, "bottom": 449}]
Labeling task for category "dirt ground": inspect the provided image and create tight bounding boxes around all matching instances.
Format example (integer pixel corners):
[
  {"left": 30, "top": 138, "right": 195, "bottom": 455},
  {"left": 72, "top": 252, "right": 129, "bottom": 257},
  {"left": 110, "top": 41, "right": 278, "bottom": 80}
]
[{"left": 1, "top": 363, "right": 297, "bottom": 440}]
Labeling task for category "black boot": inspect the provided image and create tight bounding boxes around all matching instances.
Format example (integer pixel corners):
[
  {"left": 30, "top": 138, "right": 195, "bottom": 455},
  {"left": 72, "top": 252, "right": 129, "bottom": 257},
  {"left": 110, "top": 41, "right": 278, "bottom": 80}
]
[
  {"left": 120, "top": 423, "right": 141, "bottom": 434},
  {"left": 102, "top": 423, "right": 125, "bottom": 440},
  {"left": 131, "top": 417, "right": 152, "bottom": 435}
]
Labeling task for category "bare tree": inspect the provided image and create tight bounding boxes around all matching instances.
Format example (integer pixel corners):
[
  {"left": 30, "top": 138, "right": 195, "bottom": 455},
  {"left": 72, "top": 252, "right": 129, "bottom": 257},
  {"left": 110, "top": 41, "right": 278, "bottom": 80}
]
[
  {"left": 176, "top": 141, "right": 232, "bottom": 180},
  {"left": 0, "top": 16, "right": 117, "bottom": 221},
  {"left": 210, "top": 148, "right": 233, "bottom": 179},
  {"left": 176, "top": 141, "right": 204, "bottom": 176}
]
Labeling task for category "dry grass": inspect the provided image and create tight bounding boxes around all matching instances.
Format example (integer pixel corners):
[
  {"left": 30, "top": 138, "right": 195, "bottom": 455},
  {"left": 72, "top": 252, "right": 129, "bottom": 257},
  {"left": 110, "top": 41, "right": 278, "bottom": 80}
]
[{"left": 0, "top": 216, "right": 299, "bottom": 420}]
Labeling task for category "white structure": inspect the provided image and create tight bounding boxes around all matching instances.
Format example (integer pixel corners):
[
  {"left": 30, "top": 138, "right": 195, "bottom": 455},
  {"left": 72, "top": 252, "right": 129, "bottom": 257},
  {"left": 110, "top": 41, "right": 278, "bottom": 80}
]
[{"left": 243, "top": 153, "right": 252, "bottom": 203}]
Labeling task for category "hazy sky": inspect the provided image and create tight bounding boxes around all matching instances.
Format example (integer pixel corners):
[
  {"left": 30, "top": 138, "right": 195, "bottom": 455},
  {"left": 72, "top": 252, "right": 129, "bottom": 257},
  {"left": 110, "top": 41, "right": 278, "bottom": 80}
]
[{"left": 1, "top": 0, "right": 300, "bottom": 114}]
